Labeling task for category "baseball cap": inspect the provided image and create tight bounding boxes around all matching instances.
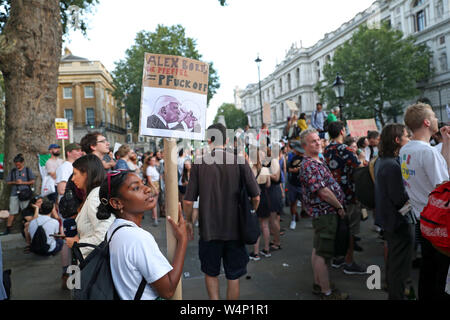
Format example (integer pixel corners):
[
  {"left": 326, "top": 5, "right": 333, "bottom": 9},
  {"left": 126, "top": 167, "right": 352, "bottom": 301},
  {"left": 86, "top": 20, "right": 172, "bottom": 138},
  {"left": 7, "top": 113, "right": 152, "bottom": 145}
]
[
  {"left": 66, "top": 143, "right": 82, "bottom": 152},
  {"left": 48, "top": 144, "right": 60, "bottom": 150},
  {"left": 290, "top": 140, "right": 305, "bottom": 154}
]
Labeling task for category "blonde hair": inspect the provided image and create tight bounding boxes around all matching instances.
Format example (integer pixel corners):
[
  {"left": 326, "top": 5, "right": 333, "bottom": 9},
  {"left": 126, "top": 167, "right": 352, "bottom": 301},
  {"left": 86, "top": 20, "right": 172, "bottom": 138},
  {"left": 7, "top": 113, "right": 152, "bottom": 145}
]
[
  {"left": 299, "top": 128, "right": 318, "bottom": 147},
  {"left": 404, "top": 103, "right": 433, "bottom": 132},
  {"left": 116, "top": 144, "right": 131, "bottom": 158}
]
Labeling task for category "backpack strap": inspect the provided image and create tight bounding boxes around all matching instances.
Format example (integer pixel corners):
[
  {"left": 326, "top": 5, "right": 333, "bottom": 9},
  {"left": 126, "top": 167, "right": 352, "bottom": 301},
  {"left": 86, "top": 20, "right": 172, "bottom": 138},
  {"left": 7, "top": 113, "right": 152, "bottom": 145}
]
[{"left": 134, "top": 277, "right": 147, "bottom": 300}]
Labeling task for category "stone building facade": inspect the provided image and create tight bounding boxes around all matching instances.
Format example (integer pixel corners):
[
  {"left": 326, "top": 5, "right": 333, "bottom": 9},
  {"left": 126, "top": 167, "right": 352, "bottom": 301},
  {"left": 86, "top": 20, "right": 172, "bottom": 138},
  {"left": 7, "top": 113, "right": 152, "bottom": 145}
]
[{"left": 239, "top": 0, "right": 450, "bottom": 131}]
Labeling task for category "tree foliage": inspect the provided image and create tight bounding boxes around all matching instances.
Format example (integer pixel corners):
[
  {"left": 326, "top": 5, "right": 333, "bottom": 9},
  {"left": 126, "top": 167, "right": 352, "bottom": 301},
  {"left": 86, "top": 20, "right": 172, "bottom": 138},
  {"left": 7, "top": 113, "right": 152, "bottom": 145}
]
[
  {"left": 315, "top": 23, "right": 433, "bottom": 126},
  {"left": 213, "top": 103, "right": 248, "bottom": 130},
  {"left": 0, "top": 0, "right": 98, "bottom": 35},
  {"left": 112, "top": 24, "right": 220, "bottom": 132}
]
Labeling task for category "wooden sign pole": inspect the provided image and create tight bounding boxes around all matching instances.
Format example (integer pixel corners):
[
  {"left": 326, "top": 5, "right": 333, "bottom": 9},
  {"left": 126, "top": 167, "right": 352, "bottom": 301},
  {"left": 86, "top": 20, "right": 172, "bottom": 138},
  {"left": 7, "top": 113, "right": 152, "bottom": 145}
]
[{"left": 164, "top": 138, "right": 182, "bottom": 300}]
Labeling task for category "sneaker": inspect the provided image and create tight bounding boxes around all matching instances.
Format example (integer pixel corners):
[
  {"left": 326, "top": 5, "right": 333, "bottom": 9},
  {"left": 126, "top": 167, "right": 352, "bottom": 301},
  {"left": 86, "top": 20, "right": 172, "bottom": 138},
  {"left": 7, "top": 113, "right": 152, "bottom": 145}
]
[
  {"left": 331, "top": 257, "right": 345, "bottom": 269},
  {"left": 260, "top": 249, "right": 271, "bottom": 258},
  {"left": 153, "top": 219, "right": 159, "bottom": 227},
  {"left": 343, "top": 262, "right": 367, "bottom": 275},
  {"left": 249, "top": 252, "right": 261, "bottom": 261},
  {"left": 289, "top": 220, "right": 296, "bottom": 230},
  {"left": 320, "top": 289, "right": 349, "bottom": 300},
  {"left": 312, "top": 282, "right": 336, "bottom": 295}
]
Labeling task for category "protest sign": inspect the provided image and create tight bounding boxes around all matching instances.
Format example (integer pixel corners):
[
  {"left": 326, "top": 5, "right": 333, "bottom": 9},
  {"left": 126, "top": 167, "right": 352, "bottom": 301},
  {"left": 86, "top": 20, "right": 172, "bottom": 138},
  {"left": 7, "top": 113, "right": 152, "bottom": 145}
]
[
  {"left": 263, "top": 102, "right": 271, "bottom": 124},
  {"left": 55, "top": 118, "right": 69, "bottom": 140},
  {"left": 347, "top": 119, "right": 378, "bottom": 137},
  {"left": 285, "top": 100, "right": 298, "bottom": 112},
  {"left": 139, "top": 53, "right": 209, "bottom": 141}
]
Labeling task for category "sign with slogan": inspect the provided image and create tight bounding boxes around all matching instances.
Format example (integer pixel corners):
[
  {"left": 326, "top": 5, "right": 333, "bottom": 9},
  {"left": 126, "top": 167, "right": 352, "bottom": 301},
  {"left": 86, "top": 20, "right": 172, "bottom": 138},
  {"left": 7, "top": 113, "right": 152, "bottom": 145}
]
[
  {"left": 347, "top": 119, "right": 378, "bottom": 138},
  {"left": 263, "top": 102, "right": 271, "bottom": 124},
  {"left": 285, "top": 100, "right": 298, "bottom": 112},
  {"left": 55, "top": 118, "right": 69, "bottom": 140},
  {"left": 139, "top": 53, "right": 209, "bottom": 141}
]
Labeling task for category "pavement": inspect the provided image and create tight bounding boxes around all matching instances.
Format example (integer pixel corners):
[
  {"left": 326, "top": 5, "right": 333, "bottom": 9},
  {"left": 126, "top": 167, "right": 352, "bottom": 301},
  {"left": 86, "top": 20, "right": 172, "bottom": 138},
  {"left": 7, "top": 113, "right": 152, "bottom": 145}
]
[{"left": 0, "top": 206, "right": 419, "bottom": 300}]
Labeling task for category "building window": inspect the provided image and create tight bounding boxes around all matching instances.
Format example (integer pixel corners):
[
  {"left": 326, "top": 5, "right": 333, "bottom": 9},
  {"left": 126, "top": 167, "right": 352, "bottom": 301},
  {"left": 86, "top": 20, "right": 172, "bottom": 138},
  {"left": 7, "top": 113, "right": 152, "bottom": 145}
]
[
  {"left": 64, "top": 109, "right": 73, "bottom": 121},
  {"left": 127, "top": 133, "right": 132, "bottom": 143},
  {"left": 279, "top": 78, "right": 283, "bottom": 95},
  {"left": 63, "top": 87, "right": 72, "bottom": 99},
  {"left": 86, "top": 108, "right": 95, "bottom": 126},
  {"left": 84, "top": 86, "right": 94, "bottom": 98},
  {"left": 296, "top": 68, "right": 300, "bottom": 87},
  {"left": 439, "top": 52, "right": 448, "bottom": 72},
  {"left": 439, "top": 35, "right": 445, "bottom": 45},
  {"left": 415, "top": 10, "right": 425, "bottom": 32},
  {"left": 287, "top": 73, "right": 291, "bottom": 91},
  {"left": 413, "top": 0, "right": 424, "bottom": 7}
]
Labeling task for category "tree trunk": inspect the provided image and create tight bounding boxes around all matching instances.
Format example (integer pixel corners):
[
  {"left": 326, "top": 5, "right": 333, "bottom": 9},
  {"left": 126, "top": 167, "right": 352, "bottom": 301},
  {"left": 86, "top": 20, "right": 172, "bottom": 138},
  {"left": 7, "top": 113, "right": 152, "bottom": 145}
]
[{"left": 0, "top": 0, "right": 62, "bottom": 213}]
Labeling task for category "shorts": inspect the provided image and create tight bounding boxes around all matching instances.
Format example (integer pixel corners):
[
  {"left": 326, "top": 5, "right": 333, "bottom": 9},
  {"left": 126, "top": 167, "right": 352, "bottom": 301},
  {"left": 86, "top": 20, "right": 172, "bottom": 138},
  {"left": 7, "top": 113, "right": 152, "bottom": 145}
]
[
  {"left": 346, "top": 203, "right": 361, "bottom": 236},
  {"left": 199, "top": 239, "right": 249, "bottom": 280},
  {"left": 9, "top": 196, "right": 30, "bottom": 215},
  {"left": 287, "top": 184, "right": 302, "bottom": 204},
  {"left": 312, "top": 214, "right": 337, "bottom": 260}
]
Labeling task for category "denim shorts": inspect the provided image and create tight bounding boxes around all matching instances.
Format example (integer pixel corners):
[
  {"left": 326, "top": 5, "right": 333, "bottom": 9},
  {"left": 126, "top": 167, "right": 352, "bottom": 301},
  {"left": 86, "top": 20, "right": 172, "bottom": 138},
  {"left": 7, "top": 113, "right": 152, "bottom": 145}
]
[{"left": 198, "top": 240, "right": 249, "bottom": 280}]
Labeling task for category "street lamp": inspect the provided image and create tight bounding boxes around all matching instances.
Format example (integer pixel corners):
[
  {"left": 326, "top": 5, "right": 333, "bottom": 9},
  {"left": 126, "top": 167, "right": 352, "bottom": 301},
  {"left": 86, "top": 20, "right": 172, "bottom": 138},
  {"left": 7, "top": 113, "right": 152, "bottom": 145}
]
[
  {"left": 255, "top": 55, "right": 263, "bottom": 127},
  {"left": 332, "top": 73, "right": 345, "bottom": 122}
]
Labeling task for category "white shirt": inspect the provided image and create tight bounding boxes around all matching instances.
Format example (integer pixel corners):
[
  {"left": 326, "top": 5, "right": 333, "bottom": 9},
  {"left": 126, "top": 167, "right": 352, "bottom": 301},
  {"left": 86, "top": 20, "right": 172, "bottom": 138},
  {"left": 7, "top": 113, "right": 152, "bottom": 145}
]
[
  {"left": 146, "top": 166, "right": 160, "bottom": 182},
  {"left": 364, "top": 146, "right": 379, "bottom": 162},
  {"left": 107, "top": 219, "right": 173, "bottom": 300},
  {"left": 55, "top": 161, "right": 73, "bottom": 185},
  {"left": 29, "top": 215, "right": 60, "bottom": 253},
  {"left": 400, "top": 140, "right": 449, "bottom": 218},
  {"left": 435, "top": 143, "right": 443, "bottom": 153},
  {"left": 75, "top": 187, "right": 116, "bottom": 258}
]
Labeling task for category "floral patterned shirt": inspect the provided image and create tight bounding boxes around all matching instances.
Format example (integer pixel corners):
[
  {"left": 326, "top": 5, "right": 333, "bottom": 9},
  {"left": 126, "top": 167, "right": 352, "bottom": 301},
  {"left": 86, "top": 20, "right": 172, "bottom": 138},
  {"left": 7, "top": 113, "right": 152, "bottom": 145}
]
[
  {"left": 299, "top": 156, "right": 345, "bottom": 218},
  {"left": 324, "top": 142, "right": 361, "bottom": 205}
]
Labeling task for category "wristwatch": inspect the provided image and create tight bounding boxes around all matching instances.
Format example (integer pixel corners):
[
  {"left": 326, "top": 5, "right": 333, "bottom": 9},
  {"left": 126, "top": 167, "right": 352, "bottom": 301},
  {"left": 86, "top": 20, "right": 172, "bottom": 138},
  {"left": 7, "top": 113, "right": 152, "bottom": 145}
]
[{"left": 250, "top": 209, "right": 256, "bottom": 214}]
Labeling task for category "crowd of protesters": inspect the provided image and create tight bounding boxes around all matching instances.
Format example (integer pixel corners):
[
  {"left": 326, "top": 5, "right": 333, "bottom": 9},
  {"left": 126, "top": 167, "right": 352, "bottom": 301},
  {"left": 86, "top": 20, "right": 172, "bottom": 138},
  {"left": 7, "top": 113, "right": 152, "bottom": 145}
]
[{"left": 0, "top": 101, "right": 449, "bottom": 301}]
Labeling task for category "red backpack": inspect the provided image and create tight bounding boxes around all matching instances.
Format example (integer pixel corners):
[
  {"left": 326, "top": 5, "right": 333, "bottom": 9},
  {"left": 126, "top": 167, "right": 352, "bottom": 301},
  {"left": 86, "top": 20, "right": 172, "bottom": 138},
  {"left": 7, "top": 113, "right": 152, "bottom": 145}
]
[{"left": 420, "top": 181, "right": 450, "bottom": 251}]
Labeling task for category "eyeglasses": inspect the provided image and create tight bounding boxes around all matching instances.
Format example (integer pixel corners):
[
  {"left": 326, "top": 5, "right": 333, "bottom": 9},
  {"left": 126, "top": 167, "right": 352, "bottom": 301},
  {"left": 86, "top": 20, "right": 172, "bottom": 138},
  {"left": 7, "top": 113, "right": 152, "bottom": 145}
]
[{"left": 96, "top": 139, "right": 108, "bottom": 144}]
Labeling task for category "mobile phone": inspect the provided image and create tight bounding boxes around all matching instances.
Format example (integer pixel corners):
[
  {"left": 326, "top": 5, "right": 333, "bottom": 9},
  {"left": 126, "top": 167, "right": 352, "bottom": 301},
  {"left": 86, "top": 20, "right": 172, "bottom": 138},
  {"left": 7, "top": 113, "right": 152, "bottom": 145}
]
[{"left": 50, "top": 234, "right": 66, "bottom": 239}]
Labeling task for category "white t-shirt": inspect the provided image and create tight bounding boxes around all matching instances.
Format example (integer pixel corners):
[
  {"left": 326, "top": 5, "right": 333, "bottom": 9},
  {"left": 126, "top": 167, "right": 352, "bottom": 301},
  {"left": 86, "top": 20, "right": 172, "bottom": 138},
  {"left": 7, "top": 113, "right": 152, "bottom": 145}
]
[
  {"left": 146, "top": 166, "right": 160, "bottom": 182},
  {"left": 29, "top": 215, "right": 60, "bottom": 253},
  {"left": 400, "top": 140, "right": 449, "bottom": 218},
  {"left": 364, "top": 146, "right": 379, "bottom": 162},
  {"left": 55, "top": 161, "right": 73, "bottom": 185},
  {"left": 55, "top": 161, "right": 74, "bottom": 201},
  {"left": 107, "top": 219, "right": 173, "bottom": 300},
  {"left": 435, "top": 143, "right": 443, "bottom": 153}
]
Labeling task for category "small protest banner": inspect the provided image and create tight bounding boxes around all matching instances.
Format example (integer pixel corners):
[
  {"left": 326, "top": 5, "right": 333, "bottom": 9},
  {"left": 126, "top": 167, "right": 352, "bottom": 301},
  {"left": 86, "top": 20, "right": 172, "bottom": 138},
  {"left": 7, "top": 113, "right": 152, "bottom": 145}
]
[
  {"left": 263, "top": 102, "right": 271, "bottom": 124},
  {"left": 139, "top": 53, "right": 209, "bottom": 141},
  {"left": 285, "top": 100, "right": 298, "bottom": 112},
  {"left": 55, "top": 118, "right": 69, "bottom": 140},
  {"left": 347, "top": 119, "right": 378, "bottom": 137}
]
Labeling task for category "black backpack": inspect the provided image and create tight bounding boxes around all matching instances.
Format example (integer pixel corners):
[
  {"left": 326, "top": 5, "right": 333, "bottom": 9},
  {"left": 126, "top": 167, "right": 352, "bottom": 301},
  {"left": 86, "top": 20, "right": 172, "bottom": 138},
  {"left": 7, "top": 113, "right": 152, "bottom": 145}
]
[
  {"left": 59, "top": 174, "right": 83, "bottom": 219},
  {"left": 12, "top": 167, "right": 33, "bottom": 201},
  {"left": 353, "top": 158, "right": 377, "bottom": 209},
  {"left": 72, "top": 225, "right": 147, "bottom": 300},
  {"left": 237, "top": 165, "right": 261, "bottom": 245},
  {"left": 30, "top": 220, "right": 51, "bottom": 255}
]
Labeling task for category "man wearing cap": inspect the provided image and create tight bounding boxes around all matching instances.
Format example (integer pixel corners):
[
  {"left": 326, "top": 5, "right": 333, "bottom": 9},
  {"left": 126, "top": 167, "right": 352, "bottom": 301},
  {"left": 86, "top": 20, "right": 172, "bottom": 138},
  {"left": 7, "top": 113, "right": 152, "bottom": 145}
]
[
  {"left": 45, "top": 144, "right": 64, "bottom": 203},
  {"left": 287, "top": 140, "right": 305, "bottom": 230}
]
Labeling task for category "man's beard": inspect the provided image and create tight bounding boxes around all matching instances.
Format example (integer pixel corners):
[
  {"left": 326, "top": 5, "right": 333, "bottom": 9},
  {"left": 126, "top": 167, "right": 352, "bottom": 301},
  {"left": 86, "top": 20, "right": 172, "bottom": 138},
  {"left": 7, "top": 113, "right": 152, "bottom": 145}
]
[{"left": 52, "top": 152, "right": 60, "bottom": 157}]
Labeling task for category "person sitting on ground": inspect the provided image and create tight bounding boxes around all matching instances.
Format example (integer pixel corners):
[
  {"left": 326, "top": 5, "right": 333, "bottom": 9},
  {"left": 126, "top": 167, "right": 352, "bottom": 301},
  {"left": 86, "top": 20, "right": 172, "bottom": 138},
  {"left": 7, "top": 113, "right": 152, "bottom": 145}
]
[
  {"left": 21, "top": 195, "right": 43, "bottom": 239},
  {"left": 26, "top": 198, "right": 63, "bottom": 256},
  {"left": 97, "top": 171, "right": 187, "bottom": 300}
]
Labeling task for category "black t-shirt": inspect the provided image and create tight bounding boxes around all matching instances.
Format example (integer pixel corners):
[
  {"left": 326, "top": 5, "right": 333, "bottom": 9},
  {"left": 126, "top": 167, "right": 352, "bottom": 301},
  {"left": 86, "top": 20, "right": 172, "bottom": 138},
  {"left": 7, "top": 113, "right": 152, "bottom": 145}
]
[
  {"left": 287, "top": 154, "right": 303, "bottom": 187},
  {"left": 184, "top": 149, "right": 260, "bottom": 241}
]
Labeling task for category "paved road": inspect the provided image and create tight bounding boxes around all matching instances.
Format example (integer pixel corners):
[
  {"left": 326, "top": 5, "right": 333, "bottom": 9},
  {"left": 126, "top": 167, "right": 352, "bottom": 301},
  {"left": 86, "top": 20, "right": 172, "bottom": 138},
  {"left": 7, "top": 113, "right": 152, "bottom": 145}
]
[{"left": 1, "top": 207, "right": 419, "bottom": 300}]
